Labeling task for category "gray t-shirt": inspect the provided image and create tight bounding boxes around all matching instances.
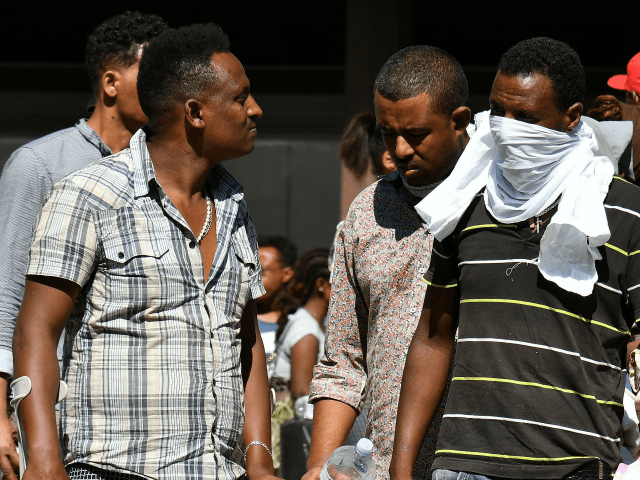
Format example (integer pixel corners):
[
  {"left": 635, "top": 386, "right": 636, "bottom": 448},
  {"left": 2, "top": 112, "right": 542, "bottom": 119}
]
[{"left": 273, "top": 307, "right": 324, "bottom": 381}]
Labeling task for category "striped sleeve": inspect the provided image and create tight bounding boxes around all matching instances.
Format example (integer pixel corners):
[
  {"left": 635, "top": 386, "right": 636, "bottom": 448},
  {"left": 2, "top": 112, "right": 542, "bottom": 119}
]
[
  {"left": 424, "top": 237, "right": 459, "bottom": 288},
  {"left": 627, "top": 236, "right": 640, "bottom": 328}
]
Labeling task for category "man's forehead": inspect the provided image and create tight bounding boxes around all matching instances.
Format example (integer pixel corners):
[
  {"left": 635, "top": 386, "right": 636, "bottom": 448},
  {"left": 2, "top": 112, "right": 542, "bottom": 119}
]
[
  {"left": 491, "top": 72, "right": 554, "bottom": 104},
  {"left": 375, "top": 91, "right": 443, "bottom": 126},
  {"left": 211, "top": 53, "right": 245, "bottom": 78},
  {"left": 205, "top": 53, "right": 246, "bottom": 96}
]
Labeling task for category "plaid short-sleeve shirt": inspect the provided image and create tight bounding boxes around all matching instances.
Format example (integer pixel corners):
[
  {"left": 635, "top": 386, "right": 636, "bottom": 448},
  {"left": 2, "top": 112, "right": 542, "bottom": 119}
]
[{"left": 27, "top": 129, "right": 264, "bottom": 480}]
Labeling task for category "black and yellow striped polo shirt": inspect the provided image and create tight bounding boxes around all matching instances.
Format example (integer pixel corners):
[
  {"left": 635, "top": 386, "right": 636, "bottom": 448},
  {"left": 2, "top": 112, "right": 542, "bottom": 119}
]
[{"left": 426, "top": 177, "right": 640, "bottom": 478}]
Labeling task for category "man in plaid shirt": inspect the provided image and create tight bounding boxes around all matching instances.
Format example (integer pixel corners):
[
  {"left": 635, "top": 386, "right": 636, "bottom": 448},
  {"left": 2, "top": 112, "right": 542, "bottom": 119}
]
[{"left": 12, "top": 23, "right": 278, "bottom": 480}]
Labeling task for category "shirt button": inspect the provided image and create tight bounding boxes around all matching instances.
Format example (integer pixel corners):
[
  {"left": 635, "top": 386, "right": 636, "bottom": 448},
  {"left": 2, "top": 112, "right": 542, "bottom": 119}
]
[
  {"left": 418, "top": 267, "right": 426, "bottom": 274},
  {"left": 118, "top": 252, "right": 124, "bottom": 259},
  {"left": 189, "top": 240, "right": 196, "bottom": 249},
  {"left": 410, "top": 307, "right": 416, "bottom": 313}
]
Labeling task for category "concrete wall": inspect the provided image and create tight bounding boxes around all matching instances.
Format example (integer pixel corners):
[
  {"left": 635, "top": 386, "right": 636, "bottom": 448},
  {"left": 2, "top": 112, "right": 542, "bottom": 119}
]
[{"left": 224, "top": 138, "right": 342, "bottom": 252}]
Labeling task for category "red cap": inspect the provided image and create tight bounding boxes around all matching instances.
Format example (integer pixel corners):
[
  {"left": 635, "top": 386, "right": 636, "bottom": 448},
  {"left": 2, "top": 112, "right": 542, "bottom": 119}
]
[{"left": 608, "top": 52, "right": 640, "bottom": 93}]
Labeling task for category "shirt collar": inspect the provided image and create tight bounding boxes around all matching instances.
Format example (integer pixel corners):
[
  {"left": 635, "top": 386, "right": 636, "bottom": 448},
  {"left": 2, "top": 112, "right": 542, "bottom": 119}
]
[
  {"left": 130, "top": 128, "right": 245, "bottom": 204},
  {"left": 379, "top": 170, "right": 400, "bottom": 183},
  {"left": 75, "top": 118, "right": 112, "bottom": 157},
  {"left": 378, "top": 170, "right": 423, "bottom": 205}
]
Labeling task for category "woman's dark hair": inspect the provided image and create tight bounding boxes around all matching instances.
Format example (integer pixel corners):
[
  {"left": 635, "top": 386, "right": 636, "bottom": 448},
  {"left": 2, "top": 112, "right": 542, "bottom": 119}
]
[
  {"left": 274, "top": 247, "right": 330, "bottom": 340},
  {"left": 338, "top": 113, "right": 387, "bottom": 179},
  {"left": 588, "top": 95, "right": 623, "bottom": 121}
]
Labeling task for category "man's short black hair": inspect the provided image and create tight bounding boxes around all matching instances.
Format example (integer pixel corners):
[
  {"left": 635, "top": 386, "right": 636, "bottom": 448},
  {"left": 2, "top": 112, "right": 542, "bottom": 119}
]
[
  {"left": 258, "top": 235, "right": 298, "bottom": 268},
  {"left": 85, "top": 11, "right": 167, "bottom": 86},
  {"left": 497, "top": 37, "right": 585, "bottom": 112},
  {"left": 374, "top": 45, "right": 469, "bottom": 117},
  {"left": 137, "top": 23, "right": 231, "bottom": 121}
]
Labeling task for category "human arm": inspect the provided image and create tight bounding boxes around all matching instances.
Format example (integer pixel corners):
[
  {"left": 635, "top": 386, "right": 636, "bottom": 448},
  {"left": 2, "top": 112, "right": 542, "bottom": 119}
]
[
  {"left": 0, "top": 147, "right": 53, "bottom": 479},
  {"left": 303, "top": 399, "right": 357, "bottom": 480},
  {"left": 289, "top": 335, "right": 320, "bottom": 401},
  {"left": 11, "top": 175, "right": 99, "bottom": 480},
  {"left": 389, "top": 285, "right": 456, "bottom": 480},
  {"left": 240, "top": 299, "right": 282, "bottom": 480},
  {"left": 12, "top": 276, "right": 79, "bottom": 480},
  {"left": 304, "top": 219, "right": 366, "bottom": 480},
  {"left": 0, "top": 374, "right": 18, "bottom": 480}
]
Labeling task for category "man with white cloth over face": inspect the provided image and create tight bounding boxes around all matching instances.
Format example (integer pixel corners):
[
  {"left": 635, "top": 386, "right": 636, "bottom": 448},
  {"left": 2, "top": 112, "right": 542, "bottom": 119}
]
[{"left": 390, "top": 37, "right": 640, "bottom": 480}]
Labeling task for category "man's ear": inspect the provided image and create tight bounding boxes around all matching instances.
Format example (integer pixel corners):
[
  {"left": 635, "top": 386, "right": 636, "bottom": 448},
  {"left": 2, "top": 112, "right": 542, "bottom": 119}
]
[
  {"left": 564, "top": 102, "right": 583, "bottom": 132},
  {"left": 184, "top": 99, "right": 205, "bottom": 129},
  {"left": 381, "top": 151, "right": 396, "bottom": 175},
  {"left": 281, "top": 265, "right": 294, "bottom": 284},
  {"left": 100, "top": 70, "right": 118, "bottom": 101},
  {"left": 631, "top": 91, "right": 640, "bottom": 106},
  {"left": 450, "top": 106, "right": 471, "bottom": 134}
]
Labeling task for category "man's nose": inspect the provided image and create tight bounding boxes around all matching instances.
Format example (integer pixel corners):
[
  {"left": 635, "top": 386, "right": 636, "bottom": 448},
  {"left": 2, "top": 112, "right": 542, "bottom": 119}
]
[
  {"left": 247, "top": 95, "right": 262, "bottom": 119},
  {"left": 395, "top": 135, "right": 414, "bottom": 159}
]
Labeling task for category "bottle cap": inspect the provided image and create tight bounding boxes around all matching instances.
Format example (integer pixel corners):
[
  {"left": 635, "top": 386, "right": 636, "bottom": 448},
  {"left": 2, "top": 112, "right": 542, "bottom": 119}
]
[{"left": 355, "top": 438, "right": 373, "bottom": 456}]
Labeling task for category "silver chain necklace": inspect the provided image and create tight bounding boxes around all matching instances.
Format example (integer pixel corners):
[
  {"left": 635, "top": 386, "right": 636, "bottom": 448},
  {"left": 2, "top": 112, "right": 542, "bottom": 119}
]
[
  {"left": 530, "top": 197, "right": 561, "bottom": 233},
  {"left": 196, "top": 195, "right": 213, "bottom": 244}
]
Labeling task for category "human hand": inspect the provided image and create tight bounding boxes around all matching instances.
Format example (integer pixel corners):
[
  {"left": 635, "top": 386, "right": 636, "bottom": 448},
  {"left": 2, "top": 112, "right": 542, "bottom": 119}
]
[
  {"left": 0, "top": 413, "right": 18, "bottom": 480},
  {"left": 302, "top": 465, "right": 323, "bottom": 480}
]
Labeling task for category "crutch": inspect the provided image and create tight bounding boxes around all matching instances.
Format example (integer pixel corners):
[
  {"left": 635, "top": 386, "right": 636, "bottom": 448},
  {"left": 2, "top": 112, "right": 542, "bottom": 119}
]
[{"left": 10, "top": 377, "right": 67, "bottom": 479}]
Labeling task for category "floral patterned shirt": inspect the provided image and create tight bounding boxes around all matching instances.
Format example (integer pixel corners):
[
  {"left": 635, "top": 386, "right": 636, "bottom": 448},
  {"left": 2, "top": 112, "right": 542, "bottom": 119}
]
[{"left": 309, "top": 172, "right": 447, "bottom": 480}]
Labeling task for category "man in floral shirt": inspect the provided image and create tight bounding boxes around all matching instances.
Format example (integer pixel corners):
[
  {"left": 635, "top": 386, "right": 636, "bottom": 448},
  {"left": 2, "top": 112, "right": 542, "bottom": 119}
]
[{"left": 304, "top": 45, "right": 471, "bottom": 480}]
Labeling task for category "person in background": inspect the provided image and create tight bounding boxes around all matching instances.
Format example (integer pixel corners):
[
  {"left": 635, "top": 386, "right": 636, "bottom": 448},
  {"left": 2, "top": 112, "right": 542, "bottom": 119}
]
[
  {"left": 257, "top": 235, "right": 297, "bottom": 363},
  {"left": 271, "top": 247, "right": 331, "bottom": 402},
  {"left": 599, "top": 52, "right": 640, "bottom": 183},
  {"left": 304, "top": 45, "right": 471, "bottom": 480},
  {"left": 338, "top": 112, "right": 396, "bottom": 180},
  {"left": 269, "top": 248, "right": 330, "bottom": 470},
  {"left": 0, "top": 11, "right": 167, "bottom": 480}
]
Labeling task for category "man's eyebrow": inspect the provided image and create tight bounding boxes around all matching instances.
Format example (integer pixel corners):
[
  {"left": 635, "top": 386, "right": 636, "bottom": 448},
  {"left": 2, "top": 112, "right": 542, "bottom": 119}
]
[{"left": 234, "top": 84, "right": 250, "bottom": 97}]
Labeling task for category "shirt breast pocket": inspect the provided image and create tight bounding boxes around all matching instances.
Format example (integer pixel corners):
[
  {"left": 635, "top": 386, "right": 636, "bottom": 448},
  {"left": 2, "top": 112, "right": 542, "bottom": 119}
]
[{"left": 94, "top": 207, "right": 170, "bottom": 279}]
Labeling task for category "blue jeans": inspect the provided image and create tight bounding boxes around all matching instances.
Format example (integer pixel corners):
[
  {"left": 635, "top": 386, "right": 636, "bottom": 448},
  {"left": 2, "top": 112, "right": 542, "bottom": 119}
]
[{"left": 433, "top": 470, "right": 492, "bottom": 480}]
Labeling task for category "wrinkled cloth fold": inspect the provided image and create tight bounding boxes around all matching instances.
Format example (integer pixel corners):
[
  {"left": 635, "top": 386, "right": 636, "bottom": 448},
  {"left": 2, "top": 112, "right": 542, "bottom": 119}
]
[{"left": 415, "top": 110, "right": 615, "bottom": 296}]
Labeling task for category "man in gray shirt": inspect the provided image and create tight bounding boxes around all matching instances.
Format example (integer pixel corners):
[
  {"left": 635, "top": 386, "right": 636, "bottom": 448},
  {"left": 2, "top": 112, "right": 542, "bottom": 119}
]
[{"left": 0, "top": 12, "right": 166, "bottom": 479}]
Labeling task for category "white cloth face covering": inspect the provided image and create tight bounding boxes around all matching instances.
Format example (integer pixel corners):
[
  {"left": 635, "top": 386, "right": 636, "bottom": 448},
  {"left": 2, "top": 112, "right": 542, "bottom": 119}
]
[{"left": 415, "top": 110, "right": 615, "bottom": 296}]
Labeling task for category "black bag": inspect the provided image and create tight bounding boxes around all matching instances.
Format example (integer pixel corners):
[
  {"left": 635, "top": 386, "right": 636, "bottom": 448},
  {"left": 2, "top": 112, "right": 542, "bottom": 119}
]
[{"left": 279, "top": 418, "right": 313, "bottom": 480}]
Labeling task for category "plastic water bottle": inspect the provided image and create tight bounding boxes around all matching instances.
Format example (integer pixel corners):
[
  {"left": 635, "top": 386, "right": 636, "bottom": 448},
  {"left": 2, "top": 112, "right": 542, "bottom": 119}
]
[{"left": 319, "top": 438, "right": 375, "bottom": 480}]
